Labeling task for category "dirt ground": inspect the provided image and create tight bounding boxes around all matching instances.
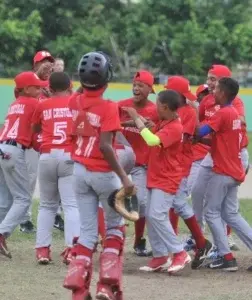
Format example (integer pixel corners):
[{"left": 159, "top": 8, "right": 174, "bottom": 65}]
[{"left": 1, "top": 235, "right": 252, "bottom": 300}]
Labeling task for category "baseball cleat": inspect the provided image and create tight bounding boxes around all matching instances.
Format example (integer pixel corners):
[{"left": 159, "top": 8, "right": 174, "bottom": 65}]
[
  {"left": 134, "top": 238, "right": 152, "bottom": 257},
  {"left": 36, "top": 247, "right": 52, "bottom": 265},
  {"left": 61, "top": 247, "right": 74, "bottom": 265},
  {"left": 184, "top": 237, "right": 196, "bottom": 252},
  {"left": 207, "top": 245, "right": 220, "bottom": 260},
  {"left": 228, "top": 235, "right": 240, "bottom": 251},
  {"left": 54, "top": 214, "right": 64, "bottom": 232},
  {"left": 0, "top": 234, "right": 12, "bottom": 259},
  {"left": 191, "top": 239, "right": 213, "bottom": 269},
  {"left": 96, "top": 283, "right": 116, "bottom": 300},
  {"left": 209, "top": 257, "right": 238, "bottom": 272},
  {"left": 20, "top": 221, "right": 36, "bottom": 233},
  {"left": 139, "top": 256, "right": 172, "bottom": 272},
  {"left": 247, "top": 265, "right": 252, "bottom": 272},
  {"left": 168, "top": 251, "right": 191, "bottom": 273}
]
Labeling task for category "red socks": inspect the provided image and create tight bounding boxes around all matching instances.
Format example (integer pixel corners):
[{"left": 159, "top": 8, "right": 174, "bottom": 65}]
[
  {"left": 227, "top": 225, "right": 232, "bottom": 236},
  {"left": 224, "top": 253, "right": 234, "bottom": 261},
  {"left": 98, "top": 207, "right": 106, "bottom": 241},
  {"left": 184, "top": 216, "right": 206, "bottom": 249},
  {"left": 134, "top": 217, "right": 145, "bottom": 247},
  {"left": 169, "top": 208, "right": 179, "bottom": 235}
]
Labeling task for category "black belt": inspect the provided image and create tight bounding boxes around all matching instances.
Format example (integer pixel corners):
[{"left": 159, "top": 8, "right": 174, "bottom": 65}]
[{"left": 0, "top": 140, "right": 26, "bottom": 150}]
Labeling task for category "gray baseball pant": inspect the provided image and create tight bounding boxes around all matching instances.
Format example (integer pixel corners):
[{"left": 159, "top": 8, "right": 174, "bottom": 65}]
[
  {"left": 131, "top": 166, "right": 147, "bottom": 217},
  {"left": 192, "top": 149, "right": 249, "bottom": 231},
  {"left": 146, "top": 188, "right": 184, "bottom": 257},
  {"left": 73, "top": 162, "right": 124, "bottom": 250},
  {"left": 36, "top": 150, "right": 80, "bottom": 247},
  {"left": 0, "top": 144, "right": 31, "bottom": 236},
  {"left": 187, "top": 159, "right": 203, "bottom": 196},
  {"left": 204, "top": 170, "right": 252, "bottom": 256}
]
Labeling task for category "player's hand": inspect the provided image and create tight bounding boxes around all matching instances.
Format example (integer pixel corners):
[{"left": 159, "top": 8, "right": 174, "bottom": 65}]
[
  {"left": 122, "top": 176, "right": 136, "bottom": 196},
  {"left": 121, "top": 107, "right": 139, "bottom": 120},
  {"left": 144, "top": 118, "right": 155, "bottom": 129},
  {"left": 36, "top": 62, "right": 53, "bottom": 80}
]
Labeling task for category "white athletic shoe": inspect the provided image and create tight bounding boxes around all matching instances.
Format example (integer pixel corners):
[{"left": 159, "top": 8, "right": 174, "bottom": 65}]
[{"left": 139, "top": 256, "right": 172, "bottom": 272}]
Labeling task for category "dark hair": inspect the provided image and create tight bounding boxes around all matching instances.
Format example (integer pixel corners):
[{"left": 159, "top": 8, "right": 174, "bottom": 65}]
[
  {"left": 49, "top": 72, "right": 70, "bottom": 92},
  {"left": 158, "top": 90, "right": 180, "bottom": 111},
  {"left": 218, "top": 77, "right": 239, "bottom": 103}
]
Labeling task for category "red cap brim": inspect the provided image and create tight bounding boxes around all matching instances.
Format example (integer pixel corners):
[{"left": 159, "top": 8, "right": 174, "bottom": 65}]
[{"left": 183, "top": 91, "right": 197, "bottom": 101}]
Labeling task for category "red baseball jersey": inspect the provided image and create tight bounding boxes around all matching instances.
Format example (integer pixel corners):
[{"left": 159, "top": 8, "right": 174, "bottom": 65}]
[
  {"left": 207, "top": 106, "right": 245, "bottom": 182},
  {"left": 147, "top": 118, "right": 183, "bottom": 194},
  {"left": 177, "top": 105, "right": 197, "bottom": 177},
  {"left": 118, "top": 98, "right": 158, "bottom": 166},
  {"left": 192, "top": 141, "right": 210, "bottom": 161},
  {"left": 69, "top": 90, "right": 121, "bottom": 172},
  {"left": 0, "top": 96, "right": 38, "bottom": 147},
  {"left": 32, "top": 95, "right": 73, "bottom": 153}
]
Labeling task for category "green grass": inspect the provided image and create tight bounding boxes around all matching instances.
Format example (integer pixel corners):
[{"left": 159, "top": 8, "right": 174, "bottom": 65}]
[{"left": 10, "top": 198, "right": 252, "bottom": 243}]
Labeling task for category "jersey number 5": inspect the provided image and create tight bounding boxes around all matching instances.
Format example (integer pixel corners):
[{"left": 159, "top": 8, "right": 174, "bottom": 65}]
[{"left": 53, "top": 121, "right": 67, "bottom": 144}]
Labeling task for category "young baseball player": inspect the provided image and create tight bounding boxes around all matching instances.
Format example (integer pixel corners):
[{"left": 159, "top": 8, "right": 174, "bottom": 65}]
[
  {"left": 118, "top": 70, "right": 158, "bottom": 257},
  {"left": 0, "top": 71, "right": 45, "bottom": 258},
  {"left": 190, "top": 65, "right": 249, "bottom": 254},
  {"left": 195, "top": 77, "right": 252, "bottom": 271},
  {"left": 122, "top": 90, "right": 193, "bottom": 273},
  {"left": 163, "top": 76, "right": 212, "bottom": 268},
  {"left": 63, "top": 52, "right": 135, "bottom": 300},
  {"left": 32, "top": 72, "right": 80, "bottom": 265}
]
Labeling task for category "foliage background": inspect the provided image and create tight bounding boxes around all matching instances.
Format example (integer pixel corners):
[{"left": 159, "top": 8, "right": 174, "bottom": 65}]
[{"left": 1, "top": 0, "right": 252, "bottom": 83}]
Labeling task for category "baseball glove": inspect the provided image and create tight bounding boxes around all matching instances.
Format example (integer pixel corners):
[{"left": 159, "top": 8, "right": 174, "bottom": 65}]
[{"left": 108, "top": 187, "right": 139, "bottom": 222}]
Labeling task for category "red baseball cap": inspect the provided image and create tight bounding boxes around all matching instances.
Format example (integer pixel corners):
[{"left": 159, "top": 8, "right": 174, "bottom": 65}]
[
  {"left": 33, "top": 51, "right": 55, "bottom": 64},
  {"left": 15, "top": 72, "right": 48, "bottom": 88},
  {"left": 164, "top": 76, "right": 197, "bottom": 101},
  {"left": 208, "top": 65, "right": 232, "bottom": 78},
  {"left": 196, "top": 84, "right": 208, "bottom": 97},
  {"left": 133, "top": 70, "right": 155, "bottom": 93}
]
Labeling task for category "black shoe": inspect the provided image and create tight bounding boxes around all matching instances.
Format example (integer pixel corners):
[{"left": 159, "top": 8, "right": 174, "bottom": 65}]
[
  {"left": 209, "top": 257, "right": 238, "bottom": 272},
  {"left": 20, "top": 221, "right": 36, "bottom": 233},
  {"left": 191, "top": 239, "right": 213, "bottom": 269},
  {"left": 247, "top": 265, "right": 252, "bottom": 272},
  {"left": 134, "top": 238, "right": 152, "bottom": 257},
  {"left": 54, "top": 214, "right": 64, "bottom": 232}
]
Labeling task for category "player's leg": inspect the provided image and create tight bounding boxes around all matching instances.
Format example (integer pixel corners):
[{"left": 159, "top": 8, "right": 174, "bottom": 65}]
[
  {"left": 173, "top": 177, "right": 212, "bottom": 269},
  {"left": 63, "top": 163, "right": 97, "bottom": 299},
  {"left": 203, "top": 172, "right": 237, "bottom": 271},
  {"left": 35, "top": 155, "right": 59, "bottom": 264},
  {"left": 92, "top": 170, "right": 125, "bottom": 299},
  {"left": 145, "top": 188, "right": 191, "bottom": 273},
  {"left": 131, "top": 166, "right": 151, "bottom": 256},
  {"left": 184, "top": 159, "right": 202, "bottom": 251},
  {"left": 0, "top": 163, "right": 13, "bottom": 258},
  {"left": 58, "top": 157, "right": 80, "bottom": 265},
  {"left": 0, "top": 145, "right": 31, "bottom": 257},
  {"left": 20, "top": 148, "right": 39, "bottom": 233},
  {"left": 221, "top": 178, "right": 252, "bottom": 271}
]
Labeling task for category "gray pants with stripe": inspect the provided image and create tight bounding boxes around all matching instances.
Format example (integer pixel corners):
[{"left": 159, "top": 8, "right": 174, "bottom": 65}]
[
  {"left": 0, "top": 144, "right": 31, "bottom": 236},
  {"left": 204, "top": 170, "right": 252, "bottom": 255},
  {"left": 73, "top": 163, "right": 124, "bottom": 250},
  {"left": 191, "top": 149, "right": 249, "bottom": 230},
  {"left": 131, "top": 166, "right": 147, "bottom": 217},
  {"left": 146, "top": 188, "right": 184, "bottom": 257},
  {"left": 36, "top": 151, "right": 80, "bottom": 247}
]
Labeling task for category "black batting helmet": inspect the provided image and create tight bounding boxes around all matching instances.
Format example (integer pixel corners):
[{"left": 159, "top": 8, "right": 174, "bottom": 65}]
[{"left": 78, "top": 51, "right": 113, "bottom": 90}]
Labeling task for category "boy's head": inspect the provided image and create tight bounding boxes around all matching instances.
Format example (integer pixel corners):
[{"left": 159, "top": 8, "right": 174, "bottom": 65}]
[
  {"left": 196, "top": 84, "right": 209, "bottom": 103},
  {"left": 213, "top": 77, "right": 239, "bottom": 105},
  {"left": 164, "top": 76, "right": 196, "bottom": 106},
  {"left": 207, "top": 65, "right": 232, "bottom": 93},
  {"left": 132, "top": 70, "right": 155, "bottom": 104},
  {"left": 49, "top": 72, "right": 71, "bottom": 94},
  {"left": 14, "top": 71, "right": 47, "bottom": 98},
  {"left": 156, "top": 90, "right": 180, "bottom": 120},
  {"left": 33, "top": 50, "right": 55, "bottom": 80},
  {"left": 53, "top": 58, "right": 65, "bottom": 72}
]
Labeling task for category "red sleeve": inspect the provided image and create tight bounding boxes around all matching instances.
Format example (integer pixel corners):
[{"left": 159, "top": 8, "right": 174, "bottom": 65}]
[
  {"left": 198, "top": 96, "right": 208, "bottom": 122},
  {"left": 101, "top": 102, "right": 121, "bottom": 132},
  {"left": 182, "top": 109, "right": 197, "bottom": 135},
  {"left": 31, "top": 103, "right": 43, "bottom": 125},
  {"left": 156, "top": 124, "right": 182, "bottom": 148},
  {"left": 206, "top": 109, "right": 224, "bottom": 132},
  {"left": 232, "top": 97, "right": 244, "bottom": 116}
]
